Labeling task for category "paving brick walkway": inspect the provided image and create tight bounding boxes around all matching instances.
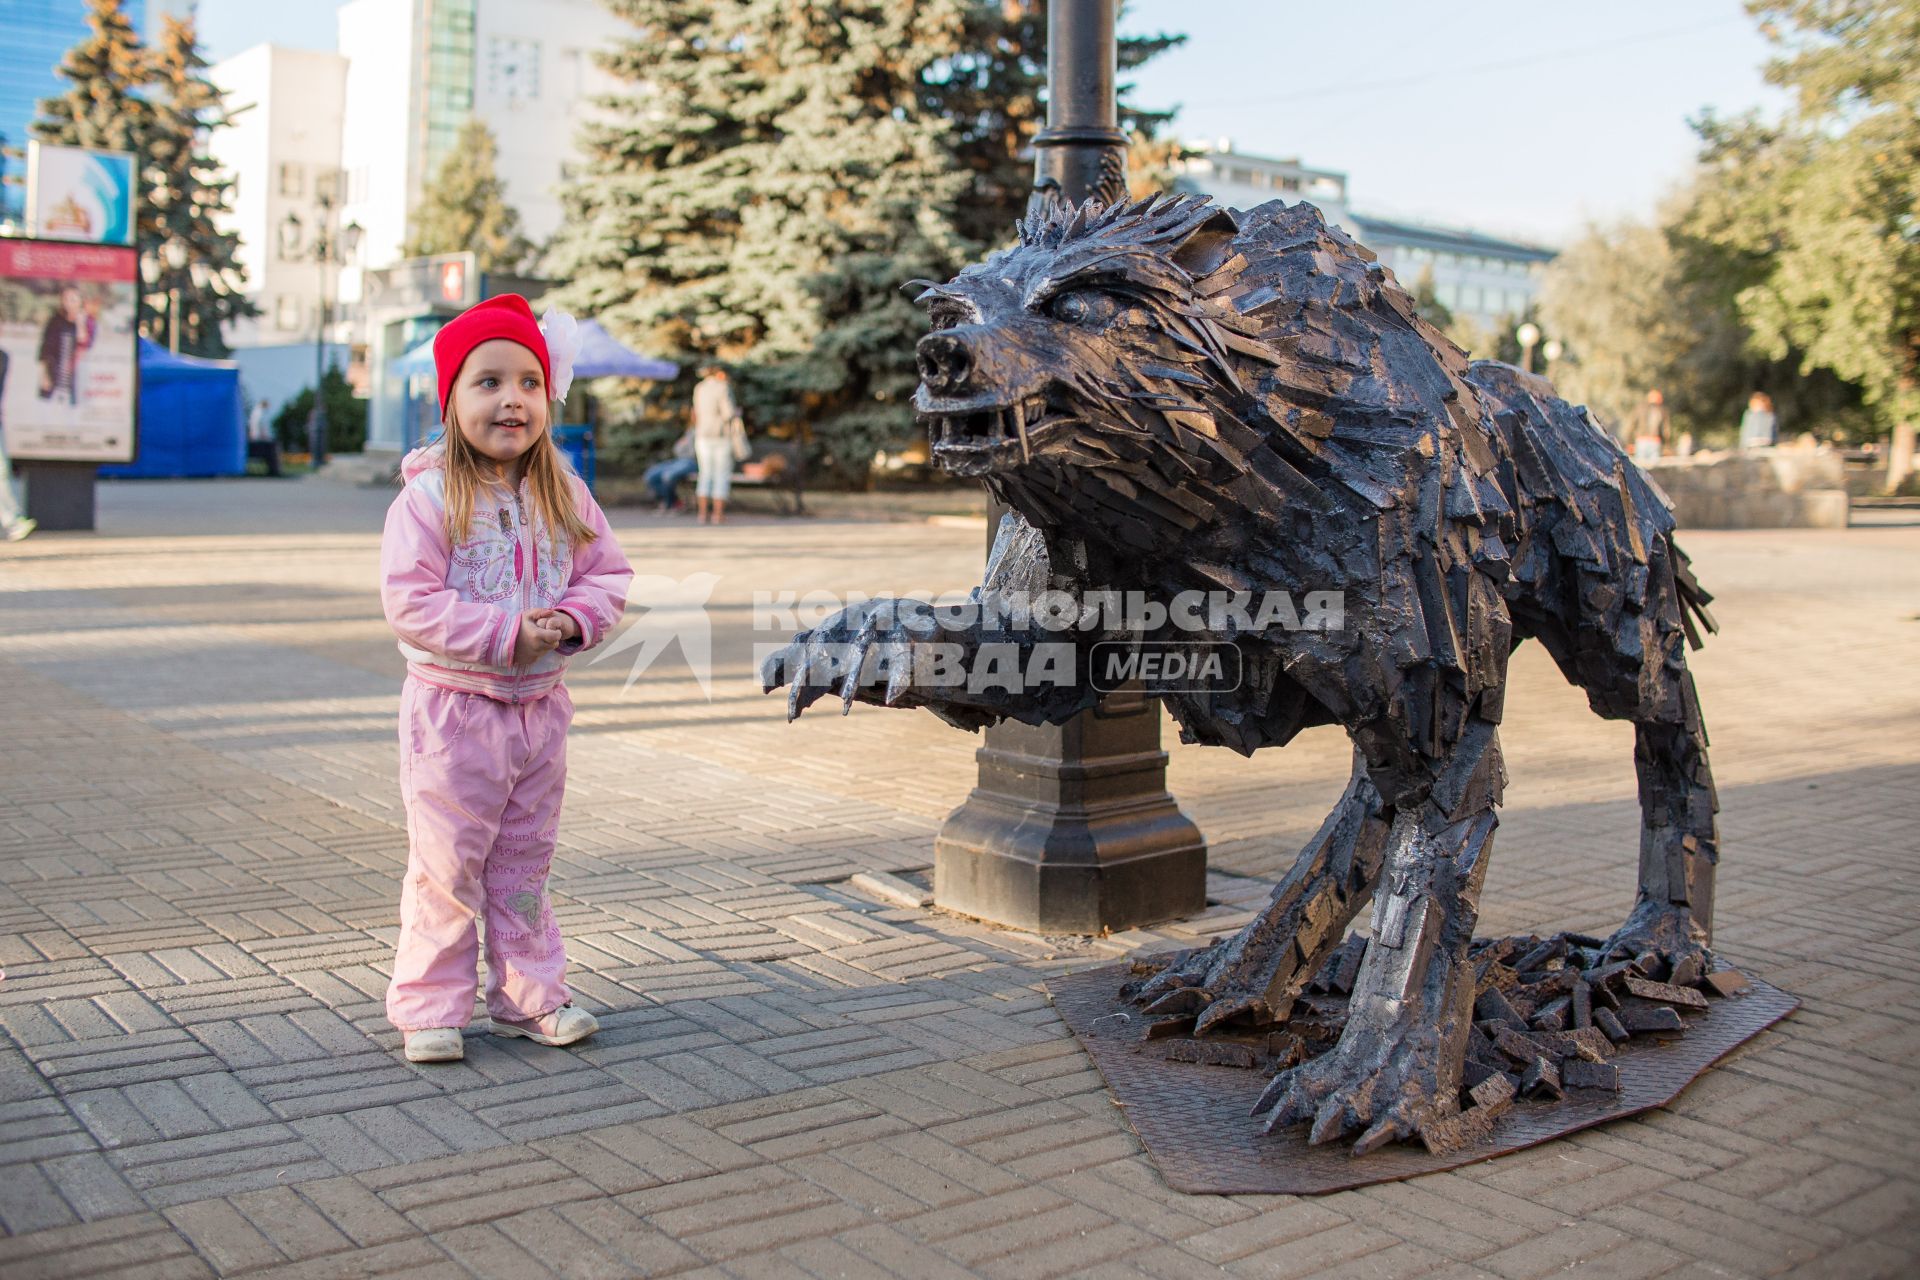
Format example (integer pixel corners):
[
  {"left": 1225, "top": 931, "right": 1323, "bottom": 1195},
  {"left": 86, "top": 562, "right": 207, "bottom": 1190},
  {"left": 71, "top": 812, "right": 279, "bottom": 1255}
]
[{"left": 1, "top": 478, "right": 1916, "bottom": 1279}]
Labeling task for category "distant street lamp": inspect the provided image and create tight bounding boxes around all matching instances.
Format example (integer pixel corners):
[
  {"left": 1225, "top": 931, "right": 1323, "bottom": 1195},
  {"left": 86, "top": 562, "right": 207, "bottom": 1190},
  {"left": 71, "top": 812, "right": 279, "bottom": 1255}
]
[
  {"left": 162, "top": 239, "right": 189, "bottom": 353},
  {"left": 1542, "top": 338, "right": 1563, "bottom": 369},
  {"left": 1515, "top": 321, "right": 1542, "bottom": 374},
  {"left": 281, "top": 185, "right": 363, "bottom": 467}
]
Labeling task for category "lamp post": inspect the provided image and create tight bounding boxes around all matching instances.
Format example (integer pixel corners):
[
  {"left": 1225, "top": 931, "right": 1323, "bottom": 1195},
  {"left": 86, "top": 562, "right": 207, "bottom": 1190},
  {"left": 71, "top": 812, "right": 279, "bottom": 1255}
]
[
  {"left": 1515, "top": 321, "right": 1542, "bottom": 375},
  {"left": 931, "top": 0, "right": 1207, "bottom": 934},
  {"left": 1541, "top": 338, "right": 1563, "bottom": 372},
  {"left": 281, "top": 185, "right": 362, "bottom": 467},
  {"left": 163, "top": 239, "right": 188, "bottom": 353}
]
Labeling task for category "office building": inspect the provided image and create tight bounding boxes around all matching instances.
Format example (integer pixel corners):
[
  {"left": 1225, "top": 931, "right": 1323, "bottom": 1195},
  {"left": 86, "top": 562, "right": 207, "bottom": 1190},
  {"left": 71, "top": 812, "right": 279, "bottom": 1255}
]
[{"left": 1173, "top": 141, "right": 1556, "bottom": 329}]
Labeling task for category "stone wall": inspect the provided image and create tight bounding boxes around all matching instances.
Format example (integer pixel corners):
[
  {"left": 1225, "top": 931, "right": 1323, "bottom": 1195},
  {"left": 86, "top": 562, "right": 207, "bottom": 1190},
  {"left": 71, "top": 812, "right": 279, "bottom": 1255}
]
[{"left": 1642, "top": 446, "right": 1851, "bottom": 529}]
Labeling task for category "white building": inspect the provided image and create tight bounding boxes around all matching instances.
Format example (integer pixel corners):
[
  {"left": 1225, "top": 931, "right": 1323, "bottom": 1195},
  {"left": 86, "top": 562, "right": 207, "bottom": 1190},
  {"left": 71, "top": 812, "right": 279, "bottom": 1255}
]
[
  {"left": 337, "top": 0, "right": 627, "bottom": 272},
  {"left": 1172, "top": 142, "right": 1556, "bottom": 330},
  {"left": 205, "top": 44, "right": 351, "bottom": 411},
  {"left": 1175, "top": 140, "right": 1353, "bottom": 221},
  {"left": 207, "top": 0, "right": 628, "bottom": 425}
]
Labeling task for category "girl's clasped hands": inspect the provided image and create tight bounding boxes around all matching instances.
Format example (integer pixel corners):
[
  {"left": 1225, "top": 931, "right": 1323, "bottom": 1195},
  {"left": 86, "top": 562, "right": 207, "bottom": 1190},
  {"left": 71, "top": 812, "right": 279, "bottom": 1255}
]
[{"left": 515, "top": 608, "right": 578, "bottom": 665}]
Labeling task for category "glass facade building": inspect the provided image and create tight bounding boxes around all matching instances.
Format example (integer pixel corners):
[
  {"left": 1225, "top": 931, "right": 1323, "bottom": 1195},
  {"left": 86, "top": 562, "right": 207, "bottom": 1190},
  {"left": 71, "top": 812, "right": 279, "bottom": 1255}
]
[
  {"left": 422, "top": 0, "right": 476, "bottom": 183},
  {"left": 0, "top": 0, "right": 149, "bottom": 219}
]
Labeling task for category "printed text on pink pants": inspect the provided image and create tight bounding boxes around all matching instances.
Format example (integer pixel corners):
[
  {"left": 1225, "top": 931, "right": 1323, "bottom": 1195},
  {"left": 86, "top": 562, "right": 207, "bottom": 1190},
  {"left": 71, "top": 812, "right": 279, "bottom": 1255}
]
[{"left": 388, "top": 677, "right": 573, "bottom": 1031}]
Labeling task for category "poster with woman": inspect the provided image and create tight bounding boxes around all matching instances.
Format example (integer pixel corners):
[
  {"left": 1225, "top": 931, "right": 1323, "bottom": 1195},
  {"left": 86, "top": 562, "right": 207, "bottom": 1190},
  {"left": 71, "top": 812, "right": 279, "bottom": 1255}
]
[{"left": 0, "top": 239, "right": 138, "bottom": 464}]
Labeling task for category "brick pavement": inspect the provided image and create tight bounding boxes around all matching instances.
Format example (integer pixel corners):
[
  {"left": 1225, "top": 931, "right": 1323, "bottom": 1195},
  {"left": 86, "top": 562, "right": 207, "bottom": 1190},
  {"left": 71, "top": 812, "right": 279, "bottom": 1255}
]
[{"left": 0, "top": 477, "right": 1916, "bottom": 1278}]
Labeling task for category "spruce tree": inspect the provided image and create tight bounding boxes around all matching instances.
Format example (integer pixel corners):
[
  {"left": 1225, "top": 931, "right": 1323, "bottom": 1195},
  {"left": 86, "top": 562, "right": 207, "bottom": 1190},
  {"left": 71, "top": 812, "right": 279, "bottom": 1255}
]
[
  {"left": 553, "top": 0, "right": 1185, "bottom": 477},
  {"left": 402, "top": 118, "right": 534, "bottom": 272},
  {"left": 31, "top": 0, "right": 153, "bottom": 156},
  {"left": 551, "top": 1, "right": 977, "bottom": 476},
  {"left": 922, "top": 2, "right": 1186, "bottom": 246},
  {"left": 33, "top": 2, "right": 253, "bottom": 355},
  {"left": 145, "top": 15, "right": 256, "bottom": 357}
]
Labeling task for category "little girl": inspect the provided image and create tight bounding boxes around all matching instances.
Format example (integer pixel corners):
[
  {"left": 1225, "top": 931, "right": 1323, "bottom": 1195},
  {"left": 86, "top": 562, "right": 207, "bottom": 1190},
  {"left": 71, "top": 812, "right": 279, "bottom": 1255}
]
[{"left": 380, "top": 294, "right": 632, "bottom": 1063}]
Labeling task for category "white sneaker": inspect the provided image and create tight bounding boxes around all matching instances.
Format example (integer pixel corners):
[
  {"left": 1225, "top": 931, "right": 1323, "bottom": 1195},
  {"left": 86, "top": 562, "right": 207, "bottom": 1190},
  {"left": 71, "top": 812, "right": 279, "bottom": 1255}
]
[
  {"left": 403, "top": 1027, "right": 465, "bottom": 1062},
  {"left": 5, "top": 518, "right": 34, "bottom": 542},
  {"left": 492, "top": 1004, "right": 599, "bottom": 1047}
]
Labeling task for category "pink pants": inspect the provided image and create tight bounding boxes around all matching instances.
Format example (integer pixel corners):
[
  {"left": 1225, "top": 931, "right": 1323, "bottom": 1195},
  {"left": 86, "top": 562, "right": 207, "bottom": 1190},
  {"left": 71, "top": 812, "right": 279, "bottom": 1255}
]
[{"left": 387, "top": 677, "right": 573, "bottom": 1031}]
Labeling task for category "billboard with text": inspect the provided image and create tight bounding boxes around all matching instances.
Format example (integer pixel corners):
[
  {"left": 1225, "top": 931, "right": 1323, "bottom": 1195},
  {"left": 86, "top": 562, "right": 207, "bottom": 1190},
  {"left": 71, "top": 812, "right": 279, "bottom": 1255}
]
[{"left": 0, "top": 239, "right": 139, "bottom": 464}]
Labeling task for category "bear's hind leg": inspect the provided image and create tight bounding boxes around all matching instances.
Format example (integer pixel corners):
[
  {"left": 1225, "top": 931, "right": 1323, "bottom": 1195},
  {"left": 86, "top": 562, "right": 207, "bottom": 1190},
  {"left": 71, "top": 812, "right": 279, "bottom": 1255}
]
[
  {"left": 1252, "top": 804, "right": 1494, "bottom": 1154},
  {"left": 1605, "top": 667, "right": 1717, "bottom": 975},
  {"left": 1131, "top": 759, "right": 1390, "bottom": 1034}
]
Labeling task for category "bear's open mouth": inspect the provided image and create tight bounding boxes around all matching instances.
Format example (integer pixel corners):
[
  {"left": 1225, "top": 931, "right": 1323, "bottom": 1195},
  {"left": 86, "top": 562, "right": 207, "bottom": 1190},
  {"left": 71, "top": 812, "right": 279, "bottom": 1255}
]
[{"left": 922, "top": 393, "right": 1063, "bottom": 475}]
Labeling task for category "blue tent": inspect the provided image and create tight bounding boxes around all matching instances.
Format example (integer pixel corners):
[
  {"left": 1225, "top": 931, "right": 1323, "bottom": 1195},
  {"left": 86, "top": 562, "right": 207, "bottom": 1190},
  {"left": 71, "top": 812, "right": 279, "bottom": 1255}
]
[
  {"left": 100, "top": 339, "right": 245, "bottom": 479},
  {"left": 392, "top": 318, "right": 679, "bottom": 383},
  {"left": 392, "top": 319, "right": 679, "bottom": 481},
  {"left": 572, "top": 320, "right": 679, "bottom": 381}
]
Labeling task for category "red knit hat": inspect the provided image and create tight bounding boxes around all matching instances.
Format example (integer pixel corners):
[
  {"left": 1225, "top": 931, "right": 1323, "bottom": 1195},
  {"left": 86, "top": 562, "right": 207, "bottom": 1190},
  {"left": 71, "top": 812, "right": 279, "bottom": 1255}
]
[{"left": 433, "top": 294, "right": 552, "bottom": 415}]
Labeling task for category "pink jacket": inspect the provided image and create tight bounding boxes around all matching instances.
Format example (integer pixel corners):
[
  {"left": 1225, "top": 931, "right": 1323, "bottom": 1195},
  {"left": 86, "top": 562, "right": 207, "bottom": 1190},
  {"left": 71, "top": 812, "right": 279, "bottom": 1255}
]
[{"left": 381, "top": 445, "right": 632, "bottom": 703}]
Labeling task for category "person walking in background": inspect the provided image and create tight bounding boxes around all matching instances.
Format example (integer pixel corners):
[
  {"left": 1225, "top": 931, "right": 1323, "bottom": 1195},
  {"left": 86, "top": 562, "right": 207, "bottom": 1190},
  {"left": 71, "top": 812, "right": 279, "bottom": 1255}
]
[
  {"left": 247, "top": 397, "right": 283, "bottom": 476},
  {"left": 691, "top": 365, "right": 748, "bottom": 525},
  {"left": 1739, "top": 392, "right": 1777, "bottom": 449},
  {"left": 1633, "top": 389, "right": 1669, "bottom": 465},
  {"left": 0, "top": 352, "right": 35, "bottom": 542},
  {"left": 379, "top": 294, "right": 632, "bottom": 1064}
]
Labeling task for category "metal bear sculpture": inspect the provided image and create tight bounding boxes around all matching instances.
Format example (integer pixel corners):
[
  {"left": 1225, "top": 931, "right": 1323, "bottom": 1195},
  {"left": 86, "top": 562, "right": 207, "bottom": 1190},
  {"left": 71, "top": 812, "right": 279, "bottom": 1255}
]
[{"left": 764, "top": 194, "right": 1720, "bottom": 1154}]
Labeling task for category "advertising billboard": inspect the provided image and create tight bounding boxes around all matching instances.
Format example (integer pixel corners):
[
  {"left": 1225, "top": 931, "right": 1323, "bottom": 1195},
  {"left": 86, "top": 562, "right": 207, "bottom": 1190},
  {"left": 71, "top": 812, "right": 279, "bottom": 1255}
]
[
  {"left": 0, "top": 239, "right": 139, "bottom": 464},
  {"left": 26, "top": 141, "right": 137, "bottom": 247}
]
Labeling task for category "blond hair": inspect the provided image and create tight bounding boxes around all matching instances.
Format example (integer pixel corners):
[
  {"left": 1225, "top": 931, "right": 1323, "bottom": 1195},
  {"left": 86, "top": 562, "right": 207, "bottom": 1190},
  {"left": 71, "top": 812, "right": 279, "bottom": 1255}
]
[{"left": 440, "top": 406, "right": 597, "bottom": 548}]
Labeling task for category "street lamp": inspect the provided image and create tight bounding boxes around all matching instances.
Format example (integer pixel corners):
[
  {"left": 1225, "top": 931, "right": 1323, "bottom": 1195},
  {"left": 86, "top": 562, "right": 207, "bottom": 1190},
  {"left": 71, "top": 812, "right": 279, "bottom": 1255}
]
[
  {"left": 162, "top": 239, "right": 188, "bottom": 354},
  {"left": 1515, "top": 321, "right": 1542, "bottom": 375},
  {"left": 1542, "top": 338, "right": 1563, "bottom": 369},
  {"left": 281, "top": 187, "right": 363, "bottom": 467},
  {"left": 930, "top": 0, "right": 1206, "bottom": 933}
]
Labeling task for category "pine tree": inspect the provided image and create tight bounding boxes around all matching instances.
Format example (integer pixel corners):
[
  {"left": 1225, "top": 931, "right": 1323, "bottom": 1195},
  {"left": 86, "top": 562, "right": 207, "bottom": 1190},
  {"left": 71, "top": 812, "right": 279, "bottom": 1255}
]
[
  {"left": 550, "top": 1, "right": 977, "bottom": 476},
  {"left": 402, "top": 118, "right": 534, "bottom": 272},
  {"left": 32, "top": 2, "right": 253, "bottom": 355},
  {"left": 31, "top": 0, "right": 153, "bottom": 156},
  {"left": 922, "top": 2, "right": 1186, "bottom": 247},
  {"left": 145, "top": 15, "right": 256, "bottom": 357},
  {"left": 552, "top": 0, "right": 1185, "bottom": 478}
]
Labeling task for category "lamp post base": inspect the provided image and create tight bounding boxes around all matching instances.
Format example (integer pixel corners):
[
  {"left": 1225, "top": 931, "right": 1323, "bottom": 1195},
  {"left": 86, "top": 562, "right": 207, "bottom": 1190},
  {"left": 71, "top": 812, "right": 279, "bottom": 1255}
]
[{"left": 934, "top": 690, "right": 1207, "bottom": 934}]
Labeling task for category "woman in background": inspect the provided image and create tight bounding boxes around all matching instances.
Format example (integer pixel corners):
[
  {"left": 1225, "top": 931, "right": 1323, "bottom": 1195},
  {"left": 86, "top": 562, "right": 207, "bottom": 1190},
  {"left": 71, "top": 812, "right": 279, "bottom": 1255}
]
[{"left": 1738, "top": 392, "right": 1777, "bottom": 450}]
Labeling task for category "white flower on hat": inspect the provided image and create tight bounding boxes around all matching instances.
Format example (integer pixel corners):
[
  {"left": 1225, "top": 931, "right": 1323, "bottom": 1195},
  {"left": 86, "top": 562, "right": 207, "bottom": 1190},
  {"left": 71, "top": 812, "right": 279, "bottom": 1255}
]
[{"left": 539, "top": 306, "right": 583, "bottom": 403}]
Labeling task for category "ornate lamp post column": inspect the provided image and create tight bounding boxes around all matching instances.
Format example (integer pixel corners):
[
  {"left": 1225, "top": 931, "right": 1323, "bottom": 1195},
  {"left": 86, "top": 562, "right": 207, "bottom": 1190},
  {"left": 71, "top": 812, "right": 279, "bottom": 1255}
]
[
  {"left": 931, "top": 0, "right": 1207, "bottom": 935},
  {"left": 280, "top": 182, "right": 362, "bottom": 467}
]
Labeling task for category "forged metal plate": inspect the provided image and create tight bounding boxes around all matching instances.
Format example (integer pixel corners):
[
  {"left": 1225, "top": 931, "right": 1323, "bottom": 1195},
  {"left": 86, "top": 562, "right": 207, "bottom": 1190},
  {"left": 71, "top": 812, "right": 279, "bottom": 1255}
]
[{"left": 1047, "top": 963, "right": 1797, "bottom": 1195}]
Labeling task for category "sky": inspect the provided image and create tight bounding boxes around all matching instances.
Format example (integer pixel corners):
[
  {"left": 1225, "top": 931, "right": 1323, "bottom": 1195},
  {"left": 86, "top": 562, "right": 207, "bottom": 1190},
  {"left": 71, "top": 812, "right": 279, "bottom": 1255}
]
[{"left": 195, "top": 0, "right": 1787, "bottom": 247}]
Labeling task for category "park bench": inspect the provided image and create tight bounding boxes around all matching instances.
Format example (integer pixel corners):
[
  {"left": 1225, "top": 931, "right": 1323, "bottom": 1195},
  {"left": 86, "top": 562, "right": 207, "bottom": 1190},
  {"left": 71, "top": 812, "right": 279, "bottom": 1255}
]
[{"left": 677, "top": 438, "right": 808, "bottom": 514}]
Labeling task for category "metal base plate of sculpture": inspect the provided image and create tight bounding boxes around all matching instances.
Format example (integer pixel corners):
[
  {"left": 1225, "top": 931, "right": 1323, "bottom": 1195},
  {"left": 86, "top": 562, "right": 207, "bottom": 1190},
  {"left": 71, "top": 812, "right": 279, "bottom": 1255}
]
[
  {"left": 1052, "top": 952, "right": 1796, "bottom": 1194},
  {"left": 764, "top": 192, "right": 1796, "bottom": 1166}
]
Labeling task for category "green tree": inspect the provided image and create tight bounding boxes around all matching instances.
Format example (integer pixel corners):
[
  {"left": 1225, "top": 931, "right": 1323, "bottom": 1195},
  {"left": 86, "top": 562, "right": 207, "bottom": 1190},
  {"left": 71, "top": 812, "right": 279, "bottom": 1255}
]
[
  {"left": 920, "top": 2, "right": 1185, "bottom": 246},
  {"left": 1537, "top": 200, "right": 1870, "bottom": 448},
  {"left": 145, "top": 15, "right": 256, "bottom": 356},
  {"left": 274, "top": 365, "right": 367, "bottom": 456},
  {"left": 31, "top": 0, "right": 153, "bottom": 155},
  {"left": 1538, "top": 213, "right": 1753, "bottom": 444},
  {"left": 1689, "top": 0, "right": 1919, "bottom": 478},
  {"left": 1408, "top": 266, "right": 1453, "bottom": 332},
  {"left": 553, "top": 0, "right": 1185, "bottom": 480},
  {"left": 402, "top": 118, "right": 534, "bottom": 272},
  {"left": 32, "top": 2, "right": 254, "bottom": 355},
  {"left": 550, "top": 1, "right": 977, "bottom": 477}
]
